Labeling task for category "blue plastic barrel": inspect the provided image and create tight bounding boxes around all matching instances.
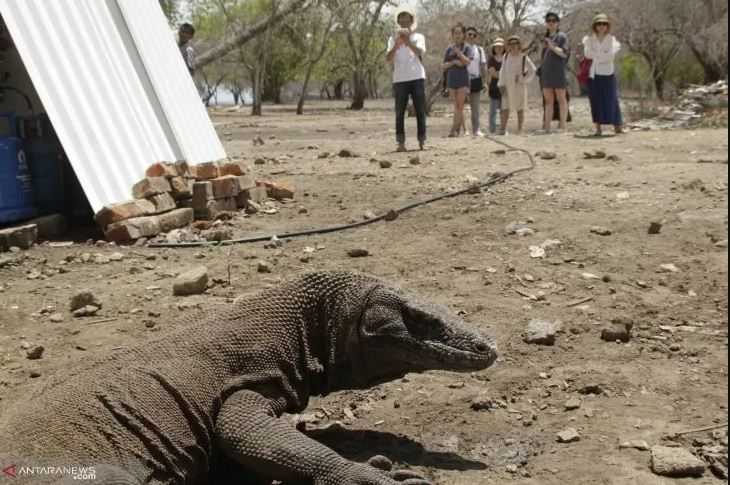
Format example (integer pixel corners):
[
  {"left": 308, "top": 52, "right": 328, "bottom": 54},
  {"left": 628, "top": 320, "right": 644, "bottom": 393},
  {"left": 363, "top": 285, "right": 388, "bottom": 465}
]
[{"left": 0, "top": 113, "right": 36, "bottom": 224}]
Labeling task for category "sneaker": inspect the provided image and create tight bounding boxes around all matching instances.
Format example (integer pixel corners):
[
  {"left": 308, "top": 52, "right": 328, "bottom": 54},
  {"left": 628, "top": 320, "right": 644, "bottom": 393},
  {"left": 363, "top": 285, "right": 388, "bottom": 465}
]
[{"left": 474, "top": 130, "right": 485, "bottom": 137}]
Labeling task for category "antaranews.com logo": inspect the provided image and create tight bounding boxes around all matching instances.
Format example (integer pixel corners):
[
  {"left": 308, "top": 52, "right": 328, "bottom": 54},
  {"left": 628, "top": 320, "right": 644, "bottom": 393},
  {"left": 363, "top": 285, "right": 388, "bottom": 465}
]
[{"left": 2, "top": 464, "right": 96, "bottom": 481}]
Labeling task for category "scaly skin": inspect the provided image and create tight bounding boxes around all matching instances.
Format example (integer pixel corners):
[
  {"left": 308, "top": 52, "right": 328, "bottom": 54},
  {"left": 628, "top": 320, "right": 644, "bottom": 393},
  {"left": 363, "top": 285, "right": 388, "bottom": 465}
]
[{"left": 0, "top": 272, "right": 497, "bottom": 484}]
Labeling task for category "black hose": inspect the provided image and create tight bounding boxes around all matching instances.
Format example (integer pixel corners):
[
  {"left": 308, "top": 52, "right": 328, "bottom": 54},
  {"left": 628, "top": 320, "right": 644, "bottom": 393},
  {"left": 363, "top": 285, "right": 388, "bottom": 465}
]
[
  {"left": 0, "top": 85, "right": 34, "bottom": 113},
  {"left": 148, "top": 137, "right": 536, "bottom": 249}
]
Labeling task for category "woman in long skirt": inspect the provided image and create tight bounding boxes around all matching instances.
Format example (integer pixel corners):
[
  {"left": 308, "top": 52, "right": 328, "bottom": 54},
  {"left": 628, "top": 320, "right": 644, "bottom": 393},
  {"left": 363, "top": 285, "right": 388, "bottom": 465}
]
[{"left": 583, "top": 13, "right": 624, "bottom": 136}]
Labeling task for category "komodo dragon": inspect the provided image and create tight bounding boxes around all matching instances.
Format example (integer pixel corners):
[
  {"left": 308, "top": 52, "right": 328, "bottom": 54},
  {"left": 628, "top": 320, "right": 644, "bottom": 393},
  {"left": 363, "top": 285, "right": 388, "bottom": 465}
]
[{"left": 0, "top": 271, "right": 498, "bottom": 485}]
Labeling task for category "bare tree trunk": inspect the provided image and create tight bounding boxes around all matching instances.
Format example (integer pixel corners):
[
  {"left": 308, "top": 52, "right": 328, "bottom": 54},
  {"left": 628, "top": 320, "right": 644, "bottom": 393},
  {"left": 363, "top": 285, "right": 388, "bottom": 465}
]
[
  {"left": 196, "top": 0, "right": 311, "bottom": 70},
  {"left": 334, "top": 80, "right": 345, "bottom": 100},
  {"left": 297, "top": 68, "right": 315, "bottom": 115},
  {"left": 350, "top": 69, "right": 368, "bottom": 110}
]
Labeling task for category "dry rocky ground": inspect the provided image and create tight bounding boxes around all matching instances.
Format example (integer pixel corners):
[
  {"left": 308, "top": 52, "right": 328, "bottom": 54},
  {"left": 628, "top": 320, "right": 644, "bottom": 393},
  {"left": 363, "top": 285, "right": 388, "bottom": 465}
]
[{"left": 0, "top": 98, "right": 728, "bottom": 485}]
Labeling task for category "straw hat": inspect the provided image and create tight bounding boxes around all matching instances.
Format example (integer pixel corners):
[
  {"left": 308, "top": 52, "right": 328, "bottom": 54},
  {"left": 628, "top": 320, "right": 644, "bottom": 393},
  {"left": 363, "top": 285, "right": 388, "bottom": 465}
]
[
  {"left": 592, "top": 13, "right": 611, "bottom": 26},
  {"left": 492, "top": 37, "right": 506, "bottom": 48},
  {"left": 394, "top": 6, "right": 417, "bottom": 30}
]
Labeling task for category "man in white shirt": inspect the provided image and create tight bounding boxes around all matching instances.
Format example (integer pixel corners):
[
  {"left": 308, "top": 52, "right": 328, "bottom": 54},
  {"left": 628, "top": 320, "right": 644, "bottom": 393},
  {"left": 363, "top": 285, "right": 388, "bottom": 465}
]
[
  {"left": 386, "top": 7, "right": 427, "bottom": 152},
  {"left": 466, "top": 27, "right": 488, "bottom": 137}
]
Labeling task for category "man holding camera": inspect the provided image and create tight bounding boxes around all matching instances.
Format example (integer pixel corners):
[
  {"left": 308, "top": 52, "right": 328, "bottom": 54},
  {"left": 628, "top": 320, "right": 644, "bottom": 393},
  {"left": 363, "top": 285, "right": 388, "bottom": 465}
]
[{"left": 386, "top": 7, "right": 427, "bottom": 152}]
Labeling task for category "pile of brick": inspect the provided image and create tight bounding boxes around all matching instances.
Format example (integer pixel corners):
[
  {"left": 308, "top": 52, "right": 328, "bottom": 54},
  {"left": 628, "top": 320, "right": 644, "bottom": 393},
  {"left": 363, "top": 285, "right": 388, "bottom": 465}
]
[{"left": 95, "top": 160, "right": 294, "bottom": 244}]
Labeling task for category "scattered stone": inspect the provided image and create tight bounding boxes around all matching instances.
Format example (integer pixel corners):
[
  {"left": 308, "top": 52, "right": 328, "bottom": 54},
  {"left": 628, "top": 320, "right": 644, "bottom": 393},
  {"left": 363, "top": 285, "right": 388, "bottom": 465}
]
[
  {"left": 158, "top": 208, "right": 195, "bottom": 233},
  {"left": 173, "top": 266, "right": 209, "bottom": 296},
  {"left": 49, "top": 313, "right": 64, "bottom": 323},
  {"left": 651, "top": 446, "right": 706, "bottom": 478},
  {"left": 257, "top": 261, "right": 273, "bottom": 273},
  {"left": 26, "top": 345, "right": 45, "bottom": 360},
  {"left": 379, "top": 160, "right": 393, "bottom": 169},
  {"left": 529, "top": 246, "right": 546, "bottom": 259},
  {"left": 524, "top": 319, "right": 560, "bottom": 346},
  {"left": 590, "top": 226, "right": 613, "bottom": 236},
  {"left": 73, "top": 305, "right": 100, "bottom": 318},
  {"left": 584, "top": 150, "right": 607, "bottom": 160},
  {"left": 620, "top": 440, "right": 651, "bottom": 451},
  {"left": 601, "top": 320, "right": 633, "bottom": 343},
  {"left": 338, "top": 149, "right": 358, "bottom": 158},
  {"left": 202, "top": 228, "right": 234, "bottom": 243},
  {"left": 409, "top": 156, "right": 421, "bottom": 165},
  {"left": 258, "top": 181, "right": 295, "bottom": 201},
  {"left": 557, "top": 428, "right": 581, "bottom": 443},
  {"left": 659, "top": 263, "right": 680, "bottom": 273},
  {"left": 648, "top": 222, "right": 663, "bottom": 235},
  {"left": 132, "top": 177, "right": 172, "bottom": 199},
  {"left": 0, "top": 224, "right": 38, "bottom": 251},
  {"left": 471, "top": 394, "right": 499, "bottom": 412},
  {"left": 565, "top": 397, "right": 582, "bottom": 411},
  {"left": 347, "top": 249, "right": 370, "bottom": 258},
  {"left": 70, "top": 290, "right": 102, "bottom": 312},
  {"left": 105, "top": 216, "right": 162, "bottom": 243},
  {"left": 537, "top": 151, "right": 557, "bottom": 160}
]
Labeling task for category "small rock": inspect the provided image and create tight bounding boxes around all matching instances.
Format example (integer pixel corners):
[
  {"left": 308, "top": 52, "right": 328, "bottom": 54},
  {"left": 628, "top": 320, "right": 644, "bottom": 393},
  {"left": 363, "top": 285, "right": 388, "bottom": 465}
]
[
  {"left": 529, "top": 246, "right": 546, "bottom": 259},
  {"left": 379, "top": 160, "right": 393, "bottom": 169},
  {"left": 26, "top": 345, "right": 45, "bottom": 360},
  {"left": 338, "top": 149, "right": 357, "bottom": 158},
  {"left": 565, "top": 397, "right": 582, "bottom": 411},
  {"left": 257, "top": 261, "right": 272, "bottom": 273},
  {"left": 409, "top": 156, "right": 421, "bottom": 165},
  {"left": 173, "top": 266, "right": 209, "bottom": 296},
  {"left": 73, "top": 305, "right": 100, "bottom": 318},
  {"left": 70, "top": 290, "right": 102, "bottom": 312},
  {"left": 590, "top": 226, "right": 613, "bottom": 236},
  {"left": 601, "top": 322, "right": 633, "bottom": 343},
  {"left": 524, "top": 319, "right": 560, "bottom": 346},
  {"left": 557, "top": 428, "right": 581, "bottom": 443},
  {"left": 109, "top": 252, "right": 125, "bottom": 262},
  {"left": 648, "top": 222, "right": 663, "bottom": 235},
  {"left": 659, "top": 264, "right": 680, "bottom": 273},
  {"left": 49, "top": 313, "right": 64, "bottom": 323},
  {"left": 584, "top": 150, "right": 607, "bottom": 160},
  {"left": 537, "top": 151, "right": 557, "bottom": 160},
  {"left": 347, "top": 249, "right": 370, "bottom": 258},
  {"left": 620, "top": 440, "right": 651, "bottom": 451},
  {"left": 651, "top": 446, "right": 706, "bottom": 478},
  {"left": 471, "top": 395, "right": 498, "bottom": 412}
]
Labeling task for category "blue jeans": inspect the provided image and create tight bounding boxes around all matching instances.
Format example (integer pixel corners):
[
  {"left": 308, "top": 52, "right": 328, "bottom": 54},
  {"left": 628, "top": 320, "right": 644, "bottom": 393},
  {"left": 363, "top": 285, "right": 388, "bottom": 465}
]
[
  {"left": 394, "top": 79, "right": 427, "bottom": 144},
  {"left": 489, "top": 97, "right": 502, "bottom": 134}
]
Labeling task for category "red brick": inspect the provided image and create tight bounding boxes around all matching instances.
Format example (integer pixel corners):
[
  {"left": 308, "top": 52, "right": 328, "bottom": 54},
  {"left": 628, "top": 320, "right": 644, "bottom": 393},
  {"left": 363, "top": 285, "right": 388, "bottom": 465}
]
[
  {"left": 237, "top": 175, "right": 256, "bottom": 190},
  {"left": 105, "top": 216, "right": 161, "bottom": 242},
  {"left": 174, "top": 160, "right": 191, "bottom": 177},
  {"left": 95, "top": 199, "right": 156, "bottom": 229},
  {"left": 257, "top": 180, "right": 295, "bottom": 200},
  {"left": 170, "top": 177, "right": 193, "bottom": 200},
  {"left": 194, "top": 161, "right": 220, "bottom": 180},
  {"left": 147, "top": 193, "right": 177, "bottom": 214},
  {"left": 244, "top": 186, "right": 269, "bottom": 204},
  {"left": 145, "top": 162, "right": 178, "bottom": 178},
  {"left": 0, "top": 224, "right": 38, "bottom": 251},
  {"left": 132, "top": 177, "right": 172, "bottom": 199},
  {"left": 193, "top": 181, "right": 214, "bottom": 212},
  {"left": 195, "top": 198, "right": 237, "bottom": 220},
  {"left": 219, "top": 160, "right": 248, "bottom": 177},
  {"left": 188, "top": 164, "right": 199, "bottom": 179},
  {"left": 211, "top": 176, "right": 240, "bottom": 199},
  {"left": 158, "top": 208, "right": 194, "bottom": 232}
]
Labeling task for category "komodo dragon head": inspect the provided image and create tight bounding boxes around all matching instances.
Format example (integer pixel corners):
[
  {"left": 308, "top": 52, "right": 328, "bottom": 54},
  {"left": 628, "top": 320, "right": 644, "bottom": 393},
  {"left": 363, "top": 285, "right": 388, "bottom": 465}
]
[{"left": 317, "top": 273, "right": 499, "bottom": 390}]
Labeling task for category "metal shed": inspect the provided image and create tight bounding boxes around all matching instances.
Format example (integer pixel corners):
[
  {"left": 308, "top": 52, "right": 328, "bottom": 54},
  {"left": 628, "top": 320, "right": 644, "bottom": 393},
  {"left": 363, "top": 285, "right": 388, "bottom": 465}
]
[{"left": 0, "top": 0, "right": 226, "bottom": 215}]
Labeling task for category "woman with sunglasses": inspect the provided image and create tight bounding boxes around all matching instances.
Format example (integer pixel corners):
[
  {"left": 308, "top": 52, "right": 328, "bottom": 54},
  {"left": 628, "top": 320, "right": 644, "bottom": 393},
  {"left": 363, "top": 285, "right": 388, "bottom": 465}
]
[
  {"left": 583, "top": 14, "right": 624, "bottom": 136},
  {"left": 443, "top": 23, "right": 474, "bottom": 138},
  {"left": 540, "top": 12, "right": 570, "bottom": 134},
  {"left": 466, "top": 27, "right": 488, "bottom": 137}
]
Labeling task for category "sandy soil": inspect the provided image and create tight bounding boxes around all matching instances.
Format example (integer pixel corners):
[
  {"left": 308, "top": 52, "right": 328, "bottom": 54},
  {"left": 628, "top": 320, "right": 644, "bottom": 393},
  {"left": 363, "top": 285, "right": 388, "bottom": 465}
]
[{"left": 0, "top": 97, "right": 728, "bottom": 485}]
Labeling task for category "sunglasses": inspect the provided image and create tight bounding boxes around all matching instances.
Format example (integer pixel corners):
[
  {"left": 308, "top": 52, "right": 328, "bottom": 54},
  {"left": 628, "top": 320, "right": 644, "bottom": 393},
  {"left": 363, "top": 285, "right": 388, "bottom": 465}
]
[
  {"left": 467, "top": 33, "right": 478, "bottom": 37},
  {"left": 595, "top": 22, "right": 609, "bottom": 26}
]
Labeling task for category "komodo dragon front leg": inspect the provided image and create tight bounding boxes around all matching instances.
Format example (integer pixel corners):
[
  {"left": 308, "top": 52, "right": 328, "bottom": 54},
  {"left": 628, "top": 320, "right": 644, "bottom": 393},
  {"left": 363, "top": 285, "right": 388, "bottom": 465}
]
[{"left": 216, "top": 390, "right": 432, "bottom": 485}]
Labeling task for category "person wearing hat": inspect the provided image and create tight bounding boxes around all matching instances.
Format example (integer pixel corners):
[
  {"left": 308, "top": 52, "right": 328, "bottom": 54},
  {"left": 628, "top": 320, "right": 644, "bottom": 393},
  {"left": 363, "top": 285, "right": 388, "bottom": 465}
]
[
  {"left": 583, "top": 13, "right": 624, "bottom": 136},
  {"left": 487, "top": 37, "right": 506, "bottom": 134},
  {"left": 540, "top": 12, "right": 570, "bottom": 133},
  {"left": 387, "top": 6, "right": 428, "bottom": 152},
  {"left": 498, "top": 35, "right": 536, "bottom": 135},
  {"left": 466, "top": 26, "right": 488, "bottom": 137}
]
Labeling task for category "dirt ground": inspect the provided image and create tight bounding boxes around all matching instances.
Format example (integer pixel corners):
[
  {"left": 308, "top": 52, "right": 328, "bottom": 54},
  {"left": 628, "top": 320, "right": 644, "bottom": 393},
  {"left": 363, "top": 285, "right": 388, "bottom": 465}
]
[{"left": 0, "top": 97, "right": 728, "bottom": 485}]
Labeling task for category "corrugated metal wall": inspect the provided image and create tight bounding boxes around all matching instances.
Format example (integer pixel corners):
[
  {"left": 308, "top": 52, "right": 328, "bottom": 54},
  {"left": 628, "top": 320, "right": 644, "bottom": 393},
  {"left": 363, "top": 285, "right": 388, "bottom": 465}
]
[{"left": 0, "top": 0, "right": 226, "bottom": 213}]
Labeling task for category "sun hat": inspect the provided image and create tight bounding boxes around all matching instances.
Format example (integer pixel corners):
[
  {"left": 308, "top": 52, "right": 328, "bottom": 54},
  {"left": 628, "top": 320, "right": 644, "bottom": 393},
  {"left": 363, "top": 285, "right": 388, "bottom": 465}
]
[
  {"left": 394, "top": 6, "right": 417, "bottom": 30},
  {"left": 592, "top": 13, "right": 611, "bottom": 26},
  {"left": 507, "top": 35, "right": 522, "bottom": 45},
  {"left": 493, "top": 37, "right": 506, "bottom": 48}
]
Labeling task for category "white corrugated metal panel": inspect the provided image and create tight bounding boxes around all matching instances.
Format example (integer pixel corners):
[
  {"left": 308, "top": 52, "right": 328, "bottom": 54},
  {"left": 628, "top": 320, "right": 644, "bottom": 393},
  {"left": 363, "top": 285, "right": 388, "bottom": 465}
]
[
  {"left": 0, "top": 0, "right": 226, "bottom": 212},
  {"left": 117, "top": 0, "right": 227, "bottom": 164}
]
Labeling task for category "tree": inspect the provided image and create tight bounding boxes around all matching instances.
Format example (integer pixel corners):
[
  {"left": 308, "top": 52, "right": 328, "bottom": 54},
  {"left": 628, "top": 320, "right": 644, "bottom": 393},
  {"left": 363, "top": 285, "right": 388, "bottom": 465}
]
[
  {"left": 681, "top": 0, "right": 728, "bottom": 83},
  {"left": 295, "top": 7, "right": 338, "bottom": 114},
  {"left": 333, "top": 0, "right": 390, "bottom": 110}
]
